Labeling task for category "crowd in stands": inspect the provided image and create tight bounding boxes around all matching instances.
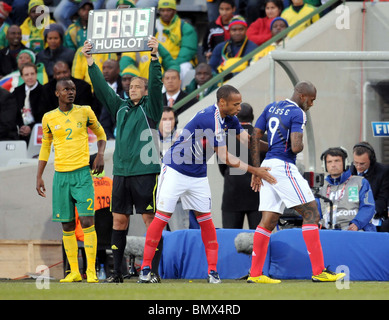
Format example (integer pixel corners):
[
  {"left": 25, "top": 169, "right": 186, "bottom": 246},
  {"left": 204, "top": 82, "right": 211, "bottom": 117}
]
[
  {"left": 0, "top": 0, "right": 328, "bottom": 139},
  {"left": 5, "top": 0, "right": 384, "bottom": 234}
]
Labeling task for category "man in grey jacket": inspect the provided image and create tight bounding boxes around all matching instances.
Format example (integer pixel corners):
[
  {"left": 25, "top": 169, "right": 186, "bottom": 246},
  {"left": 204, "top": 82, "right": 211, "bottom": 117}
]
[{"left": 317, "top": 147, "right": 376, "bottom": 231}]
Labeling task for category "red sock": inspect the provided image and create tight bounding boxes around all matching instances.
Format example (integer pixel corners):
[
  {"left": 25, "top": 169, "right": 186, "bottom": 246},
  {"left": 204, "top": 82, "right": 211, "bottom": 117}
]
[
  {"left": 302, "top": 224, "right": 325, "bottom": 275},
  {"left": 250, "top": 226, "right": 271, "bottom": 277},
  {"left": 141, "top": 212, "right": 170, "bottom": 269},
  {"left": 197, "top": 213, "right": 218, "bottom": 273}
]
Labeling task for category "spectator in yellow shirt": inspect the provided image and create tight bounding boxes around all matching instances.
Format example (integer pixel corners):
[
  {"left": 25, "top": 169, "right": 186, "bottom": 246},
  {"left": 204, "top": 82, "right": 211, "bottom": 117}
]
[
  {"left": 20, "top": 0, "right": 55, "bottom": 53},
  {"left": 281, "top": 0, "right": 319, "bottom": 38},
  {"left": 71, "top": 46, "right": 117, "bottom": 87}
]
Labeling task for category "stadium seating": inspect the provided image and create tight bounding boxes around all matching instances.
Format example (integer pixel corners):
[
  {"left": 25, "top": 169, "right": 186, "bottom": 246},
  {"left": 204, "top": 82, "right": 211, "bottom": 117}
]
[{"left": 0, "top": 140, "right": 28, "bottom": 167}]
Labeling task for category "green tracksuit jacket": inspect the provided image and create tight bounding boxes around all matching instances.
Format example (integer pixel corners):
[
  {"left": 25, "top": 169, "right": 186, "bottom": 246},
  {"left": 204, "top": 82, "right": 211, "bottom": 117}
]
[{"left": 88, "top": 59, "right": 163, "bottom": 176}]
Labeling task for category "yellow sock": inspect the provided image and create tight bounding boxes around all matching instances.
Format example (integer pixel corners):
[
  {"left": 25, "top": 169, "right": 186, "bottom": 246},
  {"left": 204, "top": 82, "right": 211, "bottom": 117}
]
[
  {"left": 83, "top": 225, "right": 97, "bottom": 271},
  {"left": 63, "top": 230, "right": 79, "bottom": 273}
]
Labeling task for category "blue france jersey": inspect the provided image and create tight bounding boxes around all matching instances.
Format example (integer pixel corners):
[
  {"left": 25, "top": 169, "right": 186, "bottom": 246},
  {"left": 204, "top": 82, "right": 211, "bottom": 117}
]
[
  {"left": 255, "top": 99, "right": 306, "bottom": 164},
  {"left": 163, "top": 104, "right": 243, "bottom": 177}
]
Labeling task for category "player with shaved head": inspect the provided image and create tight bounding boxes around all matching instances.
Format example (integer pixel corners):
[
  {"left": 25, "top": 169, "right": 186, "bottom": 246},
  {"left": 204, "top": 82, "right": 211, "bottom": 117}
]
[
  {"left": 36, "top": 77, "right": 107, "bottom": 283},
  {"left": 248, "top": 81, "right": 346, "bottom": 283}
]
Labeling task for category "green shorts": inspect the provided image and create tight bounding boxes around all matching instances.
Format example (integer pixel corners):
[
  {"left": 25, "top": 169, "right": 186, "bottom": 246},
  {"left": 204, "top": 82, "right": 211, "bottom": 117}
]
[{"left": 52, "top": 166, "right": 94, "bottom": 222}]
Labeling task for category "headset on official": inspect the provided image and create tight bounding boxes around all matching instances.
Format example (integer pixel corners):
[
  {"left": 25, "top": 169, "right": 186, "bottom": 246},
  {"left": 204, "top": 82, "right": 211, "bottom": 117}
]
[
  {"left": 320, "top": 146, "right": 349, "bottom": 172},
  {"left": 352, "top": 142, "right": 376, "bottom": 166}
]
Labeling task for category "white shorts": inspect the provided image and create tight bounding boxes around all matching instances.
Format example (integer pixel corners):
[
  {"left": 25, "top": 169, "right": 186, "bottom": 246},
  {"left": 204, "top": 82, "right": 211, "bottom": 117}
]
[
  {"left": 259, "top": 159, "right": 315, "bottom": 214},
  {"left": 156, "top": 164, "right": 212, "bottom": 213}
]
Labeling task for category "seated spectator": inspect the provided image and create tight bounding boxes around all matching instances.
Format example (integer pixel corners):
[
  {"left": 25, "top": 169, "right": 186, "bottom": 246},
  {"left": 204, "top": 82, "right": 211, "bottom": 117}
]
[
  {"left": 0, "top": 49, "right": 48, "bottom": 92},
  {"left": 93, "top": 59, "right": 122, "bottom": 120},
  {"left": 209, "top": 15, "right": 257, "bottom": 79},
  {"left": 0, "top": 86, "right": 19, "bottom": 140},
  {"left": 36, "top": 23, "right": 75, "bottom": 79},
  {"left": 0, "top": 1, "right": 12, "bottom": 49},
  {"left": 281, "top": 0, "right": 320, "bottom": 38},
  {"left": 102, "top": 59, "right": 122, "bottom": 94},
  {"left": 53, "top": 0, "right": 104, "bottom": 31},
  {"left": 71, "top": 46, "right": 117, "bottom": 87},
  {"left": 316, "top": 147, "right": 376, "bottom": 231},
  {"left": 120, "top": 49, "right": 176, "bottom": 80},
  {"left": 20, "top": 0, "right": 55, "bottom": 53},
  {"left": 63, "top": 0, "right": 93, "bottom": 51},
  {"left": 12, "top": 62, "right": 44, "bottom": 145},
  {"left": 241, "top": 0, "right": 268, "bottom": 26},
  {"left": 183, "top": 62, "right": 219, "bottom": 100},
  {"left": 6, "top": 0, "right": 27, "bottom": 25},
  {"left": 99, "top": 66, "right": 139, "bottom": 140},
  {"left": 117, "top": 0, "right": 154, "bottom": 79},
  {"left": 155, "top": 0, "right": 198, "bottom": 80},
  {"left": 159, "top": 106, "right": 179, "bottom": 157},
  {"left": 158, "top": 106, "right": 190, "bottom": 231},
  {"left": 349, "top": 142, "right": 389, "bottom": 232},
  {"left": 0, "top": 25, "right": 34, "bottom": 77},
  {"left": 162, "top": 68, "right": 198, "bottom": 116},
  {"left": 247, "top": 0, "right": 283, "bottom": 46},
  {"left": 41, "top": 60, "right": 93, "bottom": 114},
  {"left": 202, "top": 0, "right": 235, "bottom": 62},
  {"left": 252, "top": 16, "right": 289, "bottom": 62}
]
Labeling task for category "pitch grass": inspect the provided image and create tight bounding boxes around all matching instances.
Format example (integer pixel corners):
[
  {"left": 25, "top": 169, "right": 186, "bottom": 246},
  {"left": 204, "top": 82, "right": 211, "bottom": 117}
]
[{"left": 1, "top": 278, "right": 389, "bottom": 300}]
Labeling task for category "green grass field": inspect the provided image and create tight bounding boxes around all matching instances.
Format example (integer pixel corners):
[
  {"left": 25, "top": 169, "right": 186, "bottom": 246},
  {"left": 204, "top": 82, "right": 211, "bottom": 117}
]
[{"left": 1, "top": 278, "right": 389, "bottom": 301}]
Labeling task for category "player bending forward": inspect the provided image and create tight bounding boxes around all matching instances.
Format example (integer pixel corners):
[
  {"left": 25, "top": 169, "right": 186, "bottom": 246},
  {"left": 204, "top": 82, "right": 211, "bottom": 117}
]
[{"left": 248, "top": 81, "right": 346, "bottom": 283}]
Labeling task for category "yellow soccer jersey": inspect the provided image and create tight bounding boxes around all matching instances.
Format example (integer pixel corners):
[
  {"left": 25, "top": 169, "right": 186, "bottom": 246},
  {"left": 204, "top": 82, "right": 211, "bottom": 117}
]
[{"left": 39, "top": 105, "right": 106, "bottom": 172}]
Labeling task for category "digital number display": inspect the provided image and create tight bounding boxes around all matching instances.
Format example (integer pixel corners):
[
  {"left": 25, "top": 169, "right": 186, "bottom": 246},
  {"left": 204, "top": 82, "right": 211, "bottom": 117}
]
[{"left": 87, "top": 7, "right": 155, "bottom": 53}]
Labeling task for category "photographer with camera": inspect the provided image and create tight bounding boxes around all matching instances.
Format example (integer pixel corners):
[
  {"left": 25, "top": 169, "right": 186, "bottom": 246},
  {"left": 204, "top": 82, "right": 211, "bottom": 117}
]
[{"left": 316, "top": 147, "right": 376, "bottom": 232}]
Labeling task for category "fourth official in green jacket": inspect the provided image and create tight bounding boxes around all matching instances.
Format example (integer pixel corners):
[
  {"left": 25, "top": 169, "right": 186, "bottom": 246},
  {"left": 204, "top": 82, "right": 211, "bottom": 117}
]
[
  {"left": 82, "top": 37, "right": 163, "bottom": 283},
  {"left": 88, "top": 57, "right": 163, "bottom": 176}
]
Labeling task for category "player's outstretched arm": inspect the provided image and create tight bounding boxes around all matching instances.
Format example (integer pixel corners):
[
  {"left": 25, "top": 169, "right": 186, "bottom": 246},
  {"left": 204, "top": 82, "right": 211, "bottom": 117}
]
[{"left": 215, "top": 145, "right": 277, "bottom": 186}]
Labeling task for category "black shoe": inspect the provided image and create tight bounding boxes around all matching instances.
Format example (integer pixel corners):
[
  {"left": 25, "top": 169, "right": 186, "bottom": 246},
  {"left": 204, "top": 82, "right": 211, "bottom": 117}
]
[
  {"left": 150, "top": 272, "right": 161, "bottom": 283},
  {"left": 104, "top": 273, "right": 123, "bottom": 283}
]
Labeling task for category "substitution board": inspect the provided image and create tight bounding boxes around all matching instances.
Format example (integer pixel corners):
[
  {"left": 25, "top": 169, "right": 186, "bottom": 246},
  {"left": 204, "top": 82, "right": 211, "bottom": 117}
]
[{"left": 86, "top": 7, "right": 156, "bottom": 53}]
